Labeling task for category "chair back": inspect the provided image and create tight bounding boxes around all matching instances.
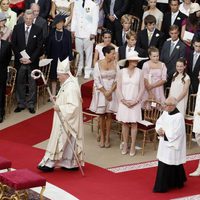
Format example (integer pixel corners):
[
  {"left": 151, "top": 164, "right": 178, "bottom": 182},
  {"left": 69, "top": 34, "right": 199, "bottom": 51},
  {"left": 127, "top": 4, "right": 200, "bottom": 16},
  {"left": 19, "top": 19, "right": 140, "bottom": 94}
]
[
  {"left": 81, "top": 80, "right": 94, "bottom": 110},
  {"left": 143, "top": 99, "right": 163, "bottom": 123},
  {"left": 6, "top": 66, "right": 17, "bottom": 96},
  {"left": 130, "top": 15, "right": 141, "bottom": 33},
  {"left": 37, "top": 62, "right": 51, "bottom": 86},
  {"left": 71, "top": 50, "right": 80, "bottom": 76},
  {"left": 186, "top": 93, "right": 197, "bottom": 116}
]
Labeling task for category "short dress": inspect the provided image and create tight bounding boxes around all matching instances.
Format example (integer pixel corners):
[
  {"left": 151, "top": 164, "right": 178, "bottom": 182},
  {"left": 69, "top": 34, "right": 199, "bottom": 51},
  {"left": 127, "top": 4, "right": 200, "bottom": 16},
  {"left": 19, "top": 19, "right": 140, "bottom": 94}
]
[
  {"left": 170, "top": 73, "right": 190, "bottom": 116},
  {"left": 89, "top": 62, "right": 118, "bottom": 114},
  {"left": 142, "top": 61, "right": 167, "bottom": 104},
  {"left": 116, "top": 68, "right": 143, "bottom": 123}
]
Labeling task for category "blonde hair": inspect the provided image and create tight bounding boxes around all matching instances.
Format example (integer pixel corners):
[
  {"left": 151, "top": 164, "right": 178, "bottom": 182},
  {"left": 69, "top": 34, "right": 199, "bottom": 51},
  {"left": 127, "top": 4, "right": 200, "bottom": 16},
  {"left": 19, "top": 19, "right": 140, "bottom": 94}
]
[{"left": 121, "top": 14, "right": 132, "bottom": 24}]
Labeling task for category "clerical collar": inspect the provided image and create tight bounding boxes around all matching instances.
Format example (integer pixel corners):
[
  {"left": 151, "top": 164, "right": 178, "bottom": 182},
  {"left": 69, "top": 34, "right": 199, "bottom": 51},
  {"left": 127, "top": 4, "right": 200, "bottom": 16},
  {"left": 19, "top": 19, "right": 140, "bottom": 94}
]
[{"left": 168, "top": 108, "right": 179, "bottom": 115}]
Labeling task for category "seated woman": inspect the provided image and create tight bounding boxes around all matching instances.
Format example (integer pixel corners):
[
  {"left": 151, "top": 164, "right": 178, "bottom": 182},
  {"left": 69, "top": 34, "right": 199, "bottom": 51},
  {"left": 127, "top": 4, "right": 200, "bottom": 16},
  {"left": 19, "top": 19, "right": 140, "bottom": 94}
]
[
  {"left": 142, "top": 47, "right": 167, "bottom": 106},
  {"left": 0, "top": 12, "right": 11, "bottom": 41},
  {"left": 116, "top": 51, "right": 146, "bottom": 156},
  {"left": 169, "top": 58, "right": 190, "bottom": 116},
  {"left": 93, "top": 29, "right": 118, "bottom": 66},
  {"left": 90, "top": 45, "right": 118, "bottom": 148},
  {"left": 0, "top": 0, "right": 17, "bottom": 31},
  {"left": 141, "top": 0, "right": 163, "bottom": 31}
]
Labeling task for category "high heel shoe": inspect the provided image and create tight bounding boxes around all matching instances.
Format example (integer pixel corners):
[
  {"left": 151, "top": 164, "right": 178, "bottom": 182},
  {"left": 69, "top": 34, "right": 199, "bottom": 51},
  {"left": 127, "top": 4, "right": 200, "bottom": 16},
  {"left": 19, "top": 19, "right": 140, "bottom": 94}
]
[
  {"left": 130, "top": 150, "right": 136, "bottom": 157},
  {"left": 105, "top": 142, "right": 111, "bottom": 148},
  {"left": 121, "top": 143, "right": 128, "bottom": 155},
  {"left": 189, "top": 168, "right": 200, "bottom": 176}
]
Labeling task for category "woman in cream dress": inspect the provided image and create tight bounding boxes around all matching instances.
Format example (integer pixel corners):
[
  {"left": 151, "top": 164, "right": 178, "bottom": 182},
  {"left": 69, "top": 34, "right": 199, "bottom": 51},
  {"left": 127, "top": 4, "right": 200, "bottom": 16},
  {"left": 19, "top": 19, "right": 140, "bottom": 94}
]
[
  {"left": 141, "top": 0, "right": 163, "bottom": 30},
  {"left": 51, "top": 0, "right": 74, "bottom": 30},
  {"left": 0, "top": 0, "right": 17, "bottom": 31},
  {"left": 169, "top": 58, "right": 190, "bottom": 116},
  {"left": 90, "top": 45, "right": 118, "bottom": 148},
  {"left": 190, "top": 72, "right": 200, "bottom": 176}
]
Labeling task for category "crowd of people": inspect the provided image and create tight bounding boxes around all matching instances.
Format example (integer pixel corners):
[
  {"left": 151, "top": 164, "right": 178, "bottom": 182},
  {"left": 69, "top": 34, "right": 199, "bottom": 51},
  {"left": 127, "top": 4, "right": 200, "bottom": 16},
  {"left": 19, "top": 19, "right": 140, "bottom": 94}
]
[{"left": 0, "top": 0, "right": 200, "bottom": 193}]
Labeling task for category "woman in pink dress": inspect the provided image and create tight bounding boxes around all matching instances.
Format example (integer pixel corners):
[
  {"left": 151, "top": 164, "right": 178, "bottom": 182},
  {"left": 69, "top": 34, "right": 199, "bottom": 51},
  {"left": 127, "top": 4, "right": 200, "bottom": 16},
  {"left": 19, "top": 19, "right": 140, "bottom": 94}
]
[
  {"left": 90, "top": 45, "right": 118, "bottom": 148},
  {"left": 142, "top": 47, "right": 167, "bottom": 106},
  {"left": 116, "top": 51, "right": 146, "bottom": 156}
]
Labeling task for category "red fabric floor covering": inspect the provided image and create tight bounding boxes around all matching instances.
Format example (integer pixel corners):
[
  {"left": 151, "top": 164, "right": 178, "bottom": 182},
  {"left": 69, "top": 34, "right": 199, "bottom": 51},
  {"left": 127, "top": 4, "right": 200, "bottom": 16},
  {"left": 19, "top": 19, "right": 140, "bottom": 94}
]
[{"left": 0, "top": 110, "right": 200, "bottom": 200}]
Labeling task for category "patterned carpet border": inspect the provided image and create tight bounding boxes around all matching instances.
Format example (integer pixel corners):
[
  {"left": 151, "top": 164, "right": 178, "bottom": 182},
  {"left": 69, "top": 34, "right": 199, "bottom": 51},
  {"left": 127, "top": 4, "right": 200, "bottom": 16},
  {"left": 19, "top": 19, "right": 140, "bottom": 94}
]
[
  {"left": 171, "top": 194, "right": 200, "bottom": 200},
  {"left": 107, "top": 153, "right": 200, "bottom": 173}
]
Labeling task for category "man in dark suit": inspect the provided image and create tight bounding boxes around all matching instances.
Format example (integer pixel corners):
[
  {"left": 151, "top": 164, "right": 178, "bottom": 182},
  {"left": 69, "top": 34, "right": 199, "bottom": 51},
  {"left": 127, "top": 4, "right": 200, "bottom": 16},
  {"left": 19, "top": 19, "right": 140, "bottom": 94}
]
[
  {"left": 25, "top": 0, "right": 51, "bottom": 20},
  {"left": 118, "top": 30, "right": 146, "bottom": 68},
  {"left": 103, "top": 0, "right": 129, "bottom": 44},
  {"left": 160, "top": 25, "right": 186, "bottom": 87},
  {"left": 136, "top": 15, "right": 165, "bottom": 57},
  {"left": 17, "top": 3, "right": 48, "bottom": 41},
  {"left": 162, "top": 0, "right": 187, "bottom": 39},
  {"left": 187, "top": 37, "right": 200, "bottom": 94},
  {"left": 11, "top": 9, "right": 43, "bottom": 114},
  {"left": 0, "top": 31, "right": 12, "bottom": 123}
]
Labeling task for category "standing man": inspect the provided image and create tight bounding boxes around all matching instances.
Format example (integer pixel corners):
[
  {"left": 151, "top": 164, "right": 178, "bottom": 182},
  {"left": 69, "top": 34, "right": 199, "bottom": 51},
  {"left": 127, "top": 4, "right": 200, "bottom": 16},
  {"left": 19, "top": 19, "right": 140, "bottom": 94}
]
[
  {"left": 25, "top": 0, "right": 51, "bottom": 20},
  {"left": 0, "top": 31, "right": 12, "bottom": 123},
  {"left": 187, "top": 37, "right": 200, "bottom": 94},
  {"left": 160, "top": 25, "right": 186, "bottom": 87},
  {"left": 162, "top": 0, "right": 187, "bottom": 39},
  {"left": 153, "top": 96, "right": 187, "bottom": 193},
  {"left": 103, "top": 0, "right": 129, "bottom": 45},
  {"left": 17, "top": 3, "right": 48, "bottom": 41},
  {"left": 71, "top": 0, "right": 99, "bottom": 79},
  {"left": 38, "top": 57, "right": 84, "bottom": 172},
  {"left": 11, "top": 9, "right": 43, "bottom": 114}
]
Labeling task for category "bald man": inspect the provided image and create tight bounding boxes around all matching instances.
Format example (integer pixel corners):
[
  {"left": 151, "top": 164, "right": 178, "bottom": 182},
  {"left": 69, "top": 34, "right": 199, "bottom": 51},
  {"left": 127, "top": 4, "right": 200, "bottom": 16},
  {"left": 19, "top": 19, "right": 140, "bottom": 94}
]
[{"left": 153, "top": 97, "right": 187, "bottom": 193}]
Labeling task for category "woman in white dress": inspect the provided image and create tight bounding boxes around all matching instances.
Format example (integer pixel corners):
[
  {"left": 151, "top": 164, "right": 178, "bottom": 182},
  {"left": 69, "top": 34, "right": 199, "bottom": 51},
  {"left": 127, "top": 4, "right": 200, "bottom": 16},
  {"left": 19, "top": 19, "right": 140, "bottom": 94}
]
[
  {"left": 179, "top": 0, "right": 193, "bottom": 16},
  {"left": 50, "top": 0, "right": 74, "bottom": 30},
  {"left": 169, "top": 58, "right": 190, "bottom": 116},
  {"left": 190, "top": 72, "right": 200, "bottom": 176},
  {"left": 141, "top": 0, "right": 163, "bottom": 30},
  {"left": 90, "top": 45, "right": 118, "bottom": 148},
  {"left": 93, "top": 29, "right": 118, "bottom": 66},
  {"left": 116, "top": 51, "right": 146, "bottom": 156}
]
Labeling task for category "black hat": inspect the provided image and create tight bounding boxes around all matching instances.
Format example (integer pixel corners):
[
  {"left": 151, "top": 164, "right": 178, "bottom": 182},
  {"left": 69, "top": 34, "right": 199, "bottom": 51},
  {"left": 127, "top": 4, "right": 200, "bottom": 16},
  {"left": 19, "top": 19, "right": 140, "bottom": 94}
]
[{"left": 52, "top": 14, "right": 68, "bottom": 27}]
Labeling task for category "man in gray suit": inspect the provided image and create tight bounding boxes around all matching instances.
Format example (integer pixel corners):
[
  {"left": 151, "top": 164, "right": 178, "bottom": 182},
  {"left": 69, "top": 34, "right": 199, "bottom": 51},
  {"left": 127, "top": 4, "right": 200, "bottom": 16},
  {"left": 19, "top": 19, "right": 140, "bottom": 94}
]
[
  {"left": 17, "top": 3, "right": 48, "bottom": 41},
  {"left": 160, "top": 25, "right": 186, "bottom": 87}
]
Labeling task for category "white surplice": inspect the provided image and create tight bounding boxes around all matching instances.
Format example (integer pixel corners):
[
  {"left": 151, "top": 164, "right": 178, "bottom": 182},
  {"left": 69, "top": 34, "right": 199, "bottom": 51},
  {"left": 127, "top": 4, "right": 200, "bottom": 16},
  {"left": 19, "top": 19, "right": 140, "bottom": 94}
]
[
  {"left": 155, "top": 110, "right": 186, "bottom": 165},
  {"left": 39, "top": 76, "right": 84, "bottom": 168}
]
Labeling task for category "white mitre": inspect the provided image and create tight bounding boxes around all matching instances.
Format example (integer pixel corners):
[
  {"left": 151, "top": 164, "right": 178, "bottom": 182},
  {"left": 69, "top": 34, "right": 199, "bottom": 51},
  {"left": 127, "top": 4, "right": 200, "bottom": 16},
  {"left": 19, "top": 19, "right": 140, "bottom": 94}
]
[{"left": 57, "top": 57, "right": 70, "bottom": 74}]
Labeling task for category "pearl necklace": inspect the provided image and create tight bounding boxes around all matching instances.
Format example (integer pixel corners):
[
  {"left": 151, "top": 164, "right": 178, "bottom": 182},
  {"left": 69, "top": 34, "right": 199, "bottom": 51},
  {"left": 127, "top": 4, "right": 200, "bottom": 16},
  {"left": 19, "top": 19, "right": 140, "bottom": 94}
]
[{"left": 55, "top": 30, "right": 63, "bottom": 42}]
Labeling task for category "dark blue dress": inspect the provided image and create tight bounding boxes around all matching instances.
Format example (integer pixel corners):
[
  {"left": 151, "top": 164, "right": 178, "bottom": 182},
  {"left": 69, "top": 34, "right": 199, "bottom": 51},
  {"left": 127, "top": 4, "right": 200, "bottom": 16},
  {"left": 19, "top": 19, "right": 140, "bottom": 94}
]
[{"left": 46, "top": 28, "right": 73, "bottom": 80}]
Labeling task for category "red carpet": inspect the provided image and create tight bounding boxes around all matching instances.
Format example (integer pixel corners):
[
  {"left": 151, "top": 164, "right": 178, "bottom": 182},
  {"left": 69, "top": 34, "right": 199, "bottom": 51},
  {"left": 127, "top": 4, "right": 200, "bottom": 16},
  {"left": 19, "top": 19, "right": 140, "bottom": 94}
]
[{"left": 0, "top": 110, "right": 200, "bottom": 200}]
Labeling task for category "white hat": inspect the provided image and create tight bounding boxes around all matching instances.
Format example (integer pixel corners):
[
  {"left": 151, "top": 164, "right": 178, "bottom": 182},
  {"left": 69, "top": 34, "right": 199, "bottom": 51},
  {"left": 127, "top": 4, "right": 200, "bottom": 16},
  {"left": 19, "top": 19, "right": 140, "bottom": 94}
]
[
  {"left": 118, "top": 51, "right": 148, "bottom": 66},
  {"left": 189, "top": 3, "right": 200, "bottom": 14},
  {"left": 57, "top": 57, "right": 70, "bottom": 74}
]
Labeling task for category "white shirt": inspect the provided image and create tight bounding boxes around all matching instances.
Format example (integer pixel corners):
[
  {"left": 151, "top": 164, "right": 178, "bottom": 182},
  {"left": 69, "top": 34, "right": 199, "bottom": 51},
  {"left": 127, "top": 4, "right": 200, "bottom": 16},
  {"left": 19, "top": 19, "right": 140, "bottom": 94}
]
[{"left": 171, "top": 11, "right": 179, "bottom": 25}]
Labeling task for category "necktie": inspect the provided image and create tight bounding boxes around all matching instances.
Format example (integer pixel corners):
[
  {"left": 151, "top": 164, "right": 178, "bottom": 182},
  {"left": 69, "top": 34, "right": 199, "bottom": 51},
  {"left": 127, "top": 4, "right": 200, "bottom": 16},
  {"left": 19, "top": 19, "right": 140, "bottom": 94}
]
[
  {"left": 192, "top": 52, "right": 198, "bottom": 71},
  {"left": 25, "top": 26, "right": 30, "bottom": 45},
  {"left": 148, "top": 32, "right": 152, "bottom": 45},
  {"left": 122, "top": 32, "right": 126, "bottom": 44},
  {"left": 82, "top": 0, "right": 85, "bottom": 8},
  {"left": 169, "top": 42, "right": 175, "bottom": 56}
]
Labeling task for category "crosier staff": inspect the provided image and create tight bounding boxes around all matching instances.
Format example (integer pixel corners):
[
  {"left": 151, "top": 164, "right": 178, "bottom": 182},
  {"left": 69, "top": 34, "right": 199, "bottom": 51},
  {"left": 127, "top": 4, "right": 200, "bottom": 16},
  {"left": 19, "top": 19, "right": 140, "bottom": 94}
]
[{"left": 31, "top": 69, "right": 85, "bottom": 176}]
